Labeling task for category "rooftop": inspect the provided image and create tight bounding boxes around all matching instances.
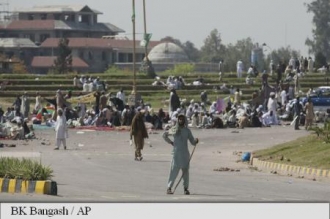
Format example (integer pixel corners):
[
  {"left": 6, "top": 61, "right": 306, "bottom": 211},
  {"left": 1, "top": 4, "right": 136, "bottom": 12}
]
[
  {"left": 0, "top": 38, "right": 38, "bottom": 48},
  {"left": 14, "top": 5, "right": 102, "bottom": 14},
  {"left": 41, "top": 38, "right": 161, "bottom": 49},
  {"left": 31, "top": 56, "right": 89, "bottom": 68}
]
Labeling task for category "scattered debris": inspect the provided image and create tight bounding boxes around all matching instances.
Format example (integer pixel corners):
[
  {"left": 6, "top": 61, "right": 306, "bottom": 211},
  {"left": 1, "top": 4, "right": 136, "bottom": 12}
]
[
  {"left": 248, "top": 166, "right": 258, "bottom": 171},
  {"left": 270, "top": 170, "right": 277, "bottom": 174},
  {"left": 231, "top": 130, "right": 239, "bottom": 133},
  {"left": 0, "top": 144, "right": 16, "bottom": 148},
  {"left": 233, "top": 151, "right": 242, "bottom": 156},
  {"left": 213, "top": 167, "right": 240, "bottom": 172}
]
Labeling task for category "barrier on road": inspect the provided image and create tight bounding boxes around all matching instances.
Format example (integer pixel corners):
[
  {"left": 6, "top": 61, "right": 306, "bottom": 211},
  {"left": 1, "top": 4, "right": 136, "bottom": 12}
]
[
  {"left": 251, "top": 158, "right": 330, "bottom": 179},
  {"left": 0, "top": 178, "right": 57, "bottom": 195}
]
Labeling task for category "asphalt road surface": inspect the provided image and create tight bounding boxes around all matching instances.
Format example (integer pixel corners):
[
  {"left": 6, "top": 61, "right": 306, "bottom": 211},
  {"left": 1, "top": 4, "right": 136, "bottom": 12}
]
[{"left": 1, "top": 125, "right": 330, "bottom": 202}]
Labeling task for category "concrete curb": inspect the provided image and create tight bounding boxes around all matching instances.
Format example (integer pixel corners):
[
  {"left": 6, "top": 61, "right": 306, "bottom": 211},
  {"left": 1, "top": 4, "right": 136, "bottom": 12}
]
[
  {"left": 0, "top": 178, "right": 57, "bottom": 195},
  {"left": 251, "top": 158, "right": 330, "bottom": 179}
]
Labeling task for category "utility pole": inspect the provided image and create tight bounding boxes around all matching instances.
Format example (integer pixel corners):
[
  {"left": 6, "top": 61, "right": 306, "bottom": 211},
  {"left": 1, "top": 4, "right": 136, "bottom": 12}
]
[
  {"left": 128, "top": 0, "right": 141, "bottom": 106},
  {"left": 143, "top": 0, "right": 148, "bottom": 60},
  {"left": 132, "top": 0, "right": 136, "bottom": 95}
]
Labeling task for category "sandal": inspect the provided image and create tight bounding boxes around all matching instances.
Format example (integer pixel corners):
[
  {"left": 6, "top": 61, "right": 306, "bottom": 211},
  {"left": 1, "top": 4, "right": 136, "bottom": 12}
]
[{"left": 167, "top": 188, "right": 173, "bottom": 195}]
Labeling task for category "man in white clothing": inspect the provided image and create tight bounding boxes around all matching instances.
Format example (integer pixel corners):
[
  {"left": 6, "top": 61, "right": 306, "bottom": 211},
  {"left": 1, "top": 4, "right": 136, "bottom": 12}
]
[
  {"left": 308, "top": 57, "right": 314, "bottom": 73},
  {"left": 262, "top": 111, "right": 276, "bottom": 126},
  {"left": 54, "top": 108, "right": 68, "bottom": 150},
  {"left": 267, "top": 92, "right": 278, "bottom": 125},
  {"left": 116, "top": 88, "right": 126, "bottom": 105},
  {"left": 236, "top": 60, "right": 243, "bottom": 78},
  {"left": 280, "top": 88, "right": 287, "bottom": 106}
]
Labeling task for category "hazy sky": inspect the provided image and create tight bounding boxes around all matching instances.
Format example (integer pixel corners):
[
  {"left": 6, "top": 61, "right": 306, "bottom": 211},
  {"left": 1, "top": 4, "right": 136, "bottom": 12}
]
[{"left": 7, "top": 0, "right": 315, "bottom": 56}]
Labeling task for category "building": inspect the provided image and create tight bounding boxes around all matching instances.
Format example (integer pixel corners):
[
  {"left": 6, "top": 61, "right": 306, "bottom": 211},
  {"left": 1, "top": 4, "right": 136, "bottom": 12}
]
[
  {"left": 0, "top": 5, "right": 124, "bottom": 43},
  {"left": 36, "top": 37, "right": 160, "bottom": 74},
  {"left": 0, "top": 4, "right": 160, "bottom": 74}
]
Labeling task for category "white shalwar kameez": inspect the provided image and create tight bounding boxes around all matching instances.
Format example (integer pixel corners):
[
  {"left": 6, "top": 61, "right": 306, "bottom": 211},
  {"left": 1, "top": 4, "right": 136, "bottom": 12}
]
[{"left": 55, "top": 115, "right": 68, "bottom": 149}]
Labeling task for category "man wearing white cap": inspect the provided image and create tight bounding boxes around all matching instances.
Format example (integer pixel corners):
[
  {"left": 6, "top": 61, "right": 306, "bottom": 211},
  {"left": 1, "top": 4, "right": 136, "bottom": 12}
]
[{"left": 267, "top": 92, "right": 279, "bottom": 125}]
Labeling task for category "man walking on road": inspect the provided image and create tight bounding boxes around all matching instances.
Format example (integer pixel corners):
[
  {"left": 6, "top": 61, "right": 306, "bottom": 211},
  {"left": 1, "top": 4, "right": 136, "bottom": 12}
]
[
  {"left": 293, "top": 96, "right": 302, "bottom": 130},
  {"left": 130, "top": 109, "right": 149, "bottom": 161},
  {"left": 163, "top": 114, "right": 199, "bottom": 195}
]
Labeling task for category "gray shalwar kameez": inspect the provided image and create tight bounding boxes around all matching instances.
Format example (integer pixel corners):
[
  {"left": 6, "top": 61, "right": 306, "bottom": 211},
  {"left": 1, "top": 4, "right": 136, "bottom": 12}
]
[{"left": 163, "top": 121, "right": 198, "bottom": 190}]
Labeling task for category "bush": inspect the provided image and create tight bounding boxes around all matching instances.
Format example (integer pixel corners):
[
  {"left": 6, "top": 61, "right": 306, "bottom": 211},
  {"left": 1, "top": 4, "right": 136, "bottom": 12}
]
[
  {"left": 0, "top": 157, "right": 53, "bottom": 180},
  {"left": 173, "top": 63, "right": 195, "bottom": 74},
  {"left": 311, "top": 121, "right": 330, "bottom": 143}
]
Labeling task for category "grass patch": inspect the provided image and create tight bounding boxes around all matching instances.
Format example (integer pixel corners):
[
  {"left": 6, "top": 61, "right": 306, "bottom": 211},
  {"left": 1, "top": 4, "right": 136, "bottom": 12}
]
[
  {"left": 253, "top": 135, "right": 330, "bottom": 169},
  {"left": 0, "top": 157, "right": 53, "bottom": 180}
]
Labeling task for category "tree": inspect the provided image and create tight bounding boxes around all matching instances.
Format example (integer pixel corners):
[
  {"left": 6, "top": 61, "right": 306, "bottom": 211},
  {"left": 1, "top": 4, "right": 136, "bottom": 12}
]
[
  {"left": 216, "top": 38, "right": 255, "bottom": 72},
  {"left": 54, "top": 38, "right": 72, "bottom": 74},
  {"left": 200, "top": 29, "right": 225, "bottom": 62},
  {"left": 182, "top": 41, "right": 200, "bottom": 62},
  {"left": 314, "top": 51, "right": 327, "bottom": 68},
  {"left": 160, "top": 36, "right": 183, "bottom": 48},
  {"left": 305, "top": 0, "right": 330, "bottom": 59},
  {"left": 265, "top": 46, "right": 300, "bottom": 66}
]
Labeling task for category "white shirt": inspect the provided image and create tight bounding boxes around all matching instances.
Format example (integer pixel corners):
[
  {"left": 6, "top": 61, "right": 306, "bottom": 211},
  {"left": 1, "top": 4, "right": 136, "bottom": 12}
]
[
  {"left": 237, "top": 61, "right": 243, "bottom": 70},
  {"left": 247, "top": 67, "right": 254, "bottom": 75},
  {"left": 267, "top": 97, "right": 277, "bottom": 113},
  {"left": 116, "top": 91, "right": 126, "bottom": 105},
  {"left": 280, "top": 90, "right": 287, "bottom": 106},
  {"left": 262, "top": 112, "right": 275, "bottom": 126}
]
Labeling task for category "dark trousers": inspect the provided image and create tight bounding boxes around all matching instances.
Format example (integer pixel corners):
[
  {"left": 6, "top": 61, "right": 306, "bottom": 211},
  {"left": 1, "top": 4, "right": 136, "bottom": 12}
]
[{"left": 294, "top": 113, "right": 300, "bottom": 129}]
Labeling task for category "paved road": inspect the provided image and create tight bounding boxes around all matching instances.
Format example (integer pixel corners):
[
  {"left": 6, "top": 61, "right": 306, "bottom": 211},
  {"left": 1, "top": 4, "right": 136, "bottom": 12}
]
[{"left": 1, "top": 125, "right": 330, "bottom": 202}]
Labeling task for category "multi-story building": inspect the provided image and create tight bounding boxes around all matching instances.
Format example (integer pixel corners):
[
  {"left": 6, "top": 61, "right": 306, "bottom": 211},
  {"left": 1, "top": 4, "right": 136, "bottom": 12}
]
[
  {"left": 1, "top": 5, "right": 124, "bottom": 44},
  {"left": 0, "top": 5, "right": 160, "bottom": 74}
]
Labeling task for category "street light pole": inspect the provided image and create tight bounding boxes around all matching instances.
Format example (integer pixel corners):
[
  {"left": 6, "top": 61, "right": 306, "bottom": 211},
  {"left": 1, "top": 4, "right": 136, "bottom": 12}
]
[
  {"left": 129, "top": 0, "right": 141, "bottom": 106},
  {"left": 143, "top": 0, "right": 148, "bottom": 61},
  {"left": 132, "top": 0, "right": 136, "bottom": 95}
]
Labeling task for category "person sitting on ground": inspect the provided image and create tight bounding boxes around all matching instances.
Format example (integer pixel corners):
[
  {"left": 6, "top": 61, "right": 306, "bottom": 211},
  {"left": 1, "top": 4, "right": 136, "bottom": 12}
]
[
  {"left": 227, "top": 110, "right": 237, "bottom": 128},
  {"left": 251, "top": 109, "right": 262, "bottom": 127},
  {"left": 189, "top": 111, "right": 199, "bottom": 128},
  {"left": 262, "top": 110, "right": 276, "bottom": 127},
  {"left": 238, "top": 113, "right": 249, "bottom": 129},
  {"left": 3, "top": 107, "right": 14, "bottom": 122},
  {"left": 246, "top": 75, "right": 254, "bottom": 85}
]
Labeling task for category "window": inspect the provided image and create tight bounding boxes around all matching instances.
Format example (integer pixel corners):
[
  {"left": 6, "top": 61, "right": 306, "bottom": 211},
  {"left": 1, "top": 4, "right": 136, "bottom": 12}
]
[
  {"left": 118, "top": 53, "right": 125, "bottom": 62},
  {"left": 88, "top": 51, "right": 93, "bottom": 60},
  {"left": 40, "top": 34, "right": 50, "bottom": 43},
  {"left": 79, "top": 51, "right": 84, "bottom": 59},
  {"left": 5, "top": 51, "right": 14, "bottom": 59},
  {"left": 54, "top": 14, "right": 60, "bottom": 20},
  {"left": 102, "top": 51, "right": 106, "bottom": 61},
  {"left": 28, "top": 14, "right": 34, "bottom": 20},
  {"left": 40, "top": 14, "right": 47, "bottom": 20},
  {"left": 128, "top": 54, "right": 133, "bottom": 62}
]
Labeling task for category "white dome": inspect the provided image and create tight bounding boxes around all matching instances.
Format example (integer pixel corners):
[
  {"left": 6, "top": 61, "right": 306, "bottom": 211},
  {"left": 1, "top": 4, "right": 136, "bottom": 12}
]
[{"left": 148, "top": 42, "right": 189, "bottom": 63}]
